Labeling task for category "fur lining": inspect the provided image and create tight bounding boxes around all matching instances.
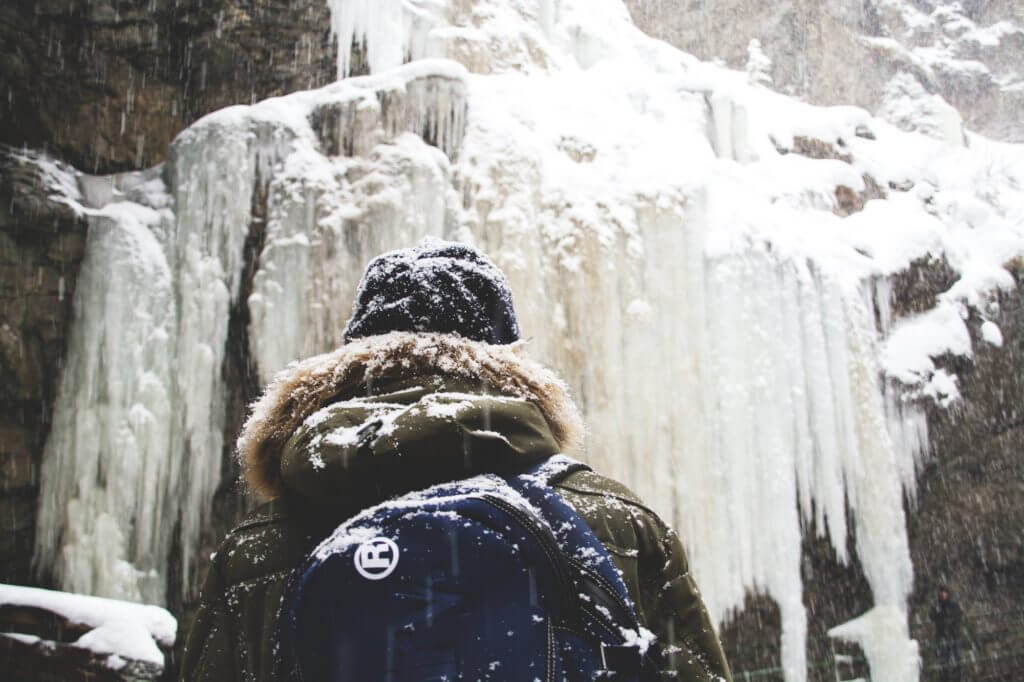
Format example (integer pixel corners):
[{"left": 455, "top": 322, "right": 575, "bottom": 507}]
[{"left": 238, "top": 332, "right": 585, "bottom": 501}]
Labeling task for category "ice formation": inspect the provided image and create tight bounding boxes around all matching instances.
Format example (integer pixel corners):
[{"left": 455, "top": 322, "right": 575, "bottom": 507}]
[
  {"left": 33, "top": 180, "right": 178, "bottom": 605},
  {"left": 33, "top": 1, "right": 1024, "bottom": 680}
]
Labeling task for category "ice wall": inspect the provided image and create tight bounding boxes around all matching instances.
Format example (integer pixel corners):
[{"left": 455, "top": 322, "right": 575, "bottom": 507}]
[{"left": 34, "top": 1, "right": 1024, "bottom": 681}]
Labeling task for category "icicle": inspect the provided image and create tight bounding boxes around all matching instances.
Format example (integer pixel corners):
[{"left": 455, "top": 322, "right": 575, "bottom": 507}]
[
  {"left": 538, "top": 0, "right": 556, "bottom": 39},
  {"left": 403, "top": 74, "right": 469, "bottom": 160},
  {"left": 327, "top": 0, "right": 446, "bottom": 79},
  {"left": 329, "top": 0, "right": 404, "bottom": 79},
  {"left": 162, "top": 118, "right": 263, "bottom": 595},
  {"left": 872, "top": 277, "right": 930, "bottom": 496},
  {"left": 248, "top": 68, "right": 467, "bottom": 382},
  {"left": 38, "top": 63, "right": 470, "bottom": 604},
  {"left": 513, "top": 182, "right": 919, "bottom": 682},
  {"left": 830, "top": 606, "right": 920, "bottom": 682}
]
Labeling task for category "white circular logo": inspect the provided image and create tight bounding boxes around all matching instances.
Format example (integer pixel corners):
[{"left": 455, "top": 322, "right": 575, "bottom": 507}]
[{"left": 354, "top": 537, "right": 400, "bottom": 580}]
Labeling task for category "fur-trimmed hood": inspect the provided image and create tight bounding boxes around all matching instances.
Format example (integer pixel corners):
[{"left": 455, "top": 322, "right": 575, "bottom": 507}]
[{"left": 238, "top": 332, "right": 585, "bottom": 502}]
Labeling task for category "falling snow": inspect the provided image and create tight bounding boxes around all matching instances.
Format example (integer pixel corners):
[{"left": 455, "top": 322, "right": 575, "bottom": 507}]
[{"left": 27, "top": 2, "right": 1024, "bottom": 682}]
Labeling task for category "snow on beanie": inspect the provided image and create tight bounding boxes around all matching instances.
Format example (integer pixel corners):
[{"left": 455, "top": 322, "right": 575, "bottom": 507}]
[{"left": 343, "top": 238, "right": 521, "bottom": 345}]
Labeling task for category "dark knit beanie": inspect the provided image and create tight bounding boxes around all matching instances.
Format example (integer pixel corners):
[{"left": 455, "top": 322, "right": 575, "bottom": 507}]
[{"left": 343, "top": 238, "right": 521, "bottom": 345}]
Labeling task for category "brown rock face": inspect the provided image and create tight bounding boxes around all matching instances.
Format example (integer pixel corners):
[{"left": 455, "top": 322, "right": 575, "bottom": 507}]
[
  {"left": 905, "top": 263, "right": 1024, "bottom": 680},
  {"left": 0, "top": 148, "right": 88, "bottom": 585},
  {"left": 1, "top": 0, "right": 336, "bottom": 174}
]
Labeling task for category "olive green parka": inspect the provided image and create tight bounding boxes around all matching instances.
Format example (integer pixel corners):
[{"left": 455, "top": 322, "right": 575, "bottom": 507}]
[{"left": 180, "top": 332, "right": 732, "bottom": 681}]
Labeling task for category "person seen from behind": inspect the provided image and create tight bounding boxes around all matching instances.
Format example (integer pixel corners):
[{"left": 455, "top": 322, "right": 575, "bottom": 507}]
[
  {"left": 931, "top": 585, "right": 963, "bottom": 682},
  {"left": 179, "top": 238, "right": 733, "bottom": 681}
]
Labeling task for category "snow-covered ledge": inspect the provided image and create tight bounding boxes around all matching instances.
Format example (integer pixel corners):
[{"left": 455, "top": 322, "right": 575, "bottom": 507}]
[{"left": 0, "top": 583, "right": 176, "bottom": 678}]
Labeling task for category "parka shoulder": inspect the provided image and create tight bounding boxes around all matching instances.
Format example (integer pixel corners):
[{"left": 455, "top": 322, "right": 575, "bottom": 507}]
[
  {"left": 212, "top": 500, "right": 307, "bottom": 588},
  {"left": 555, "top": 469, "right": 658, "bottom": 515},
  {"left": 553, "top": 469, "right": 671, "bottom": 561},
  {"left": 555, "top": 469, "right": 732, "bottom": 682},
  {"left": 181, "top": 500, "right": 315, "bottom": 682}
]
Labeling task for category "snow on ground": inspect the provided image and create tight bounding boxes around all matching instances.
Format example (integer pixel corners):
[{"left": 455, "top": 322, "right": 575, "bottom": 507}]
[
  {"left": 0, "top": 583, "right": 175, "bottom": 668},
  {"left": 30, "top": 1, "right": 1024, "bottom": 681}
]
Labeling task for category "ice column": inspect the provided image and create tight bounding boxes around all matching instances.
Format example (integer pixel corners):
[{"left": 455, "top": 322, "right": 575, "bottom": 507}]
[
  {"left": 37, "top": 66, "right": 469, "bottom": 603},
  {"left": 671, "top": 248, "right": 915, "bottom": 682},
  {"left": 870, "top": 277, "right": 930, "bottom": 495},
  {"left": 35, "top": 204, "right": 176, "bottom": 605},
  {"left": 163, "top": 116, "right": 297, "bottom": 594}
]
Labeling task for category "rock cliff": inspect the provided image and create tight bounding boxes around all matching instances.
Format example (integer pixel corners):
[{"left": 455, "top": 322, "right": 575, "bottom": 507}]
[
  {"left": 625, "top": 0, "right": 1024, "bottom": 143},
  {"left": 0, "top": 149, "right": 88, "bottom": 586},
  {"left": 1, "top": 0, "right": 336, "bottom": 173}
]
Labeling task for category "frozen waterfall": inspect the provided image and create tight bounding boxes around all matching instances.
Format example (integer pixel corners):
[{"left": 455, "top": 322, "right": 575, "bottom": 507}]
[
  {"left": 33, "top": 63, "right": 470, "bottom": 604},
  {"left": 34, "top": 196, "right": 176, "bottom": 605},
  {"left": 33, "top": 1, "right": 1024, "bottom": 681}
]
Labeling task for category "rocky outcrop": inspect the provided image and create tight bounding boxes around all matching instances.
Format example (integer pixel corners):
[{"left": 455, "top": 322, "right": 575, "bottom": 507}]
[
  {"left": 0, "top": 148, "right": 88, "bottom": 585},
  {"left": 0, "top": 0, "right": 336, "bottom": 174},
  {"left": 6, "top": 0, "right": 1019, "bottom": 174},
  {"left": 624, "top": 0, "right": 1024, "bottom": 142},
  {"left": 905, "top": 260, "right": 1024, "bottom": 680},
  {"left": 0, "top": 583, "right": 176, "bottom": 681}
]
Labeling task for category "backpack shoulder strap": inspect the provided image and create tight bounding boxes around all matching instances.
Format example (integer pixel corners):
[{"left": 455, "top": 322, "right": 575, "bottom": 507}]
[
  {"left": 506, "top": 456, "right": 659, "bottom": 678},
  {"left": 508, "top": 456, "right": 635, "bottom": 613}
]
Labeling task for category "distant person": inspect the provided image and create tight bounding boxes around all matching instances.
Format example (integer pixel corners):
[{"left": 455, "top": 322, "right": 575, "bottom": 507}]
[
  {"left": 179, "top": 239, "right": 733, "bottom": 681},
  {"left": 931, "top": 585, "right": 963, "bottom": 681}
]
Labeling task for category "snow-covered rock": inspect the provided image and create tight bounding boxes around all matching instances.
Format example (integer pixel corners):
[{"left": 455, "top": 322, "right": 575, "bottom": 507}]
[
  {"left": 625, "top": 0, "right": 1024, "bottom": 143},
  {"left": 0, "top": 583, "right": 176, "bottom": 668}
]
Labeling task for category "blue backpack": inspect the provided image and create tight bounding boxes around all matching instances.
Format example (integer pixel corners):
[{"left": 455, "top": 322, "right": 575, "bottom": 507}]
[{"left": 281, "top": 456, "right": 659, "bottom": 681}]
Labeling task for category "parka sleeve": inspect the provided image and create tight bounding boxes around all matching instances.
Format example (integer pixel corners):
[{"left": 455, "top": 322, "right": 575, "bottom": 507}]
[
  {"left": 639, "top": 520, "right": 733, "bottom": 682},
  {"left": 179, "top": 552, "right": 238, "bottom": 682}
]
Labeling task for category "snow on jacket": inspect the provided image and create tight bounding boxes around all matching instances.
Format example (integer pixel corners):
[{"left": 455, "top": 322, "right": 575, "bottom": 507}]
[{"left": 179, "top": 332, "right": 733, "bottom": 681}]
